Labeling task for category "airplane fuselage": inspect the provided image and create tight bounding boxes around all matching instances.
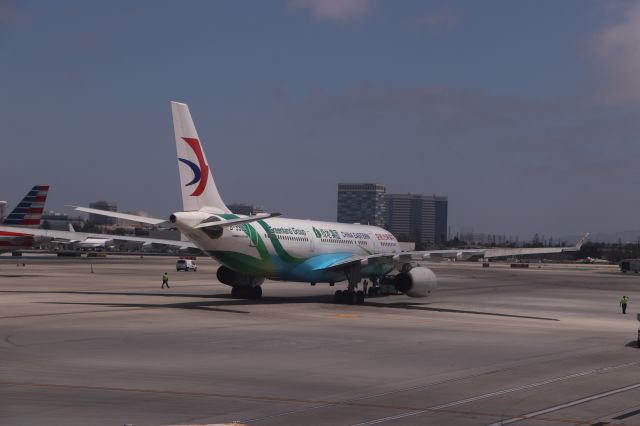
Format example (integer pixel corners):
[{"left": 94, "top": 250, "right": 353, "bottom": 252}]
[
  {"left": 0, "top": 231, "right": 35, "bottom": 253},
  {"left": 174, "top": 213, "right": 400, "bottom": 283}
]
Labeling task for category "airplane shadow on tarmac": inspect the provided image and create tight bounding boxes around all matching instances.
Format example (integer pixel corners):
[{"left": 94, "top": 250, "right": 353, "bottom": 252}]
[
  {"left": 0, "top": 289, "right": 558, "bottom": 321},
  {"left": 363, "top": 301, "right": 559, "bottom": 321}
]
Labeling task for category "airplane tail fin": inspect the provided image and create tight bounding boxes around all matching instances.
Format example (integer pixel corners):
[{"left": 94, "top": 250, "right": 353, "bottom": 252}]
[
  {"left": 3, "top": 185, "right": 49, "bottom": 228},
  {"left": 171, "top": 101, "right": 230, "bottom": 213}
]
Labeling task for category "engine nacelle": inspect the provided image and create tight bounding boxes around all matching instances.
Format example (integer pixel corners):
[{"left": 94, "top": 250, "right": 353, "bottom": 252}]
[
  {"left": 216, "top": 265, "right": 264, "bottom": 288},
  {"left": 393, "top": 266, "right": 438, "bottom": 298}
]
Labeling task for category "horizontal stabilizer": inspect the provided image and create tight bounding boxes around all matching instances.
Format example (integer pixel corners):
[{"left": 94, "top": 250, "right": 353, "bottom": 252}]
[
  {"left": 69, "top": 206, "right": 166, "bottom": 225},
  {"left": 194, "top": 213, "right": 281, "bottom": 229}
]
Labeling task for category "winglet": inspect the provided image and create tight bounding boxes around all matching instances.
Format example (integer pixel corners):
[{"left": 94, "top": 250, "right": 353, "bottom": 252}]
[{"left": 575, "top": 233, "right": 589, "bottom": 249}]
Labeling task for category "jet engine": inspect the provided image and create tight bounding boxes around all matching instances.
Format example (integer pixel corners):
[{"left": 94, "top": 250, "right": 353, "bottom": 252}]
[
  {"left": 216, "top": 265, "right": 264, "bottom": 288},
  {"left": 389, "top": 267, "right": 438, "bottom": 298}
]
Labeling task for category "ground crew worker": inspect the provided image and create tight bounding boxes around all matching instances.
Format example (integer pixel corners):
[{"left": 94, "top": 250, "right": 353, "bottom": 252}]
[
  {"left": 162, "top": 272, "right": 170, "bottom": 289},
  {"left": 620, "top": 295, "right": 629, "bottom": 314}
]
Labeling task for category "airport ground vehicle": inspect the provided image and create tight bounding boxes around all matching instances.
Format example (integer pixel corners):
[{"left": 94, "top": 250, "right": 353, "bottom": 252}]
[
  {"left": 177, "top": 259, "right": 197, "bottom": 271},
  {"left": 620, "top": 259, "right": 640, "bottom": 273}
]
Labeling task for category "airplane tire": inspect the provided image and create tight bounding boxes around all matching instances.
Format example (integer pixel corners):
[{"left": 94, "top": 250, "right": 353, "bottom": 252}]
[
  {"left": 250, "top": 286, "right": 262, "bottom": 299},
  {"left": 231, "top": 287, "right": 241, "bottom": 298},
  {"left": 347, "top": 291, "right": 357, "bottom": 305},
  {"left": 356, "top": 291, "right": 365, "bottom": 304},
  {"left": 334, "top": 290, "right": 343, "bottom": 304}
]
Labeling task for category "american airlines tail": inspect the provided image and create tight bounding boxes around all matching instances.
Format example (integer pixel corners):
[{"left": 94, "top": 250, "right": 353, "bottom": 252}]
[
  {"left": 171, "top": 101, "right": 230, "bottom": 214},
  {"left": 2, "top": 185, "right": 49, "bottom": 227}
]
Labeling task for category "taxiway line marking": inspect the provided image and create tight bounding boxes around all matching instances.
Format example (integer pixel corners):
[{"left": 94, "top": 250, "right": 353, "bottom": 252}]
[
  {"left": 244, "top": 359, "right": 640, "bottom": 423},
  {"left": 1, "top": 379, "right": 636, "bottom": 426},
  {"left": 351, "top": 361, "right": 640, "bottom": 426},
  {"left": 3, "top": 362, "right": 639, "bottom": 425},
  {"left": 0, "top": 307, "right": 143, "bottom": 320},
  {"left": 483, "top": 383, "right": 640, "bottom": 426}
]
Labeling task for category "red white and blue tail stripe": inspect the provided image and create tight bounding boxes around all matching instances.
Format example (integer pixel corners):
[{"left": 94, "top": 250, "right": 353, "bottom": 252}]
[{"left": 2, "top": 185, "right": 49, "bottom": 228}]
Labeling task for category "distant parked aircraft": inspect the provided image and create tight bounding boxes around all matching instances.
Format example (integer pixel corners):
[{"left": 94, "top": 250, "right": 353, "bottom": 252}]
[{"left": 0, "top": 186, "right": 49, "bottom": 253}]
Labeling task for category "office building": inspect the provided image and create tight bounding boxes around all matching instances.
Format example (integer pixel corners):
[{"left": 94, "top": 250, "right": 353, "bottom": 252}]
[
  {"left": 337, "top": 183, "right": 386, "bottom": 227},
  {"left": 385, "top": 193, "right": 448, "bottom": 247}
]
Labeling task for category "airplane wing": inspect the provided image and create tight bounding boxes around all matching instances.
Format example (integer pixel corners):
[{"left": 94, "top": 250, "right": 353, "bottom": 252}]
[
  {"left": 406, "top": 233, "right": 589, "bottom": 260},
  {"left": 314, "top": 253, "right": 412, "bottom": 271},
  {"left": 314, "top": 234, "right": 589, "bottom": 271},
  {"left": 0, "top": 225, "right": 197, "bottom": 249}
]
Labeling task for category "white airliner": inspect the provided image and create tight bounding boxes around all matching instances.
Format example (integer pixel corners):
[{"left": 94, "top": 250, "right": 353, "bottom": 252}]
[
  {"left": 0, "top": 102, "right": 588, "bottom": 304},
  {"left": 51, "top": 224, "right": 113, "bottom": 249}
]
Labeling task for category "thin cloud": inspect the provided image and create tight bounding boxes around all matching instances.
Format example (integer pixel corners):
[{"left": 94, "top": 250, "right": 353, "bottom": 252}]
[
  {"left": 265, "top": 85, "right": 640, "bottom": 236},
  {"left": 289, "top": 0, "right": 371, "bottom": 21},
  {"left": 0, "top": 0, "right": 16, "bottom": 27},
  {"left": 592, "top": 2, "right": 640, "bottom": 103},
  {"left": 414, "top": 7, "right": 457, "bottom": 32}
]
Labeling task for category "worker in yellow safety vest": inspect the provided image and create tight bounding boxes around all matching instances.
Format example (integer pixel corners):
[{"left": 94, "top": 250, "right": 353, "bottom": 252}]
[
  {"left": 162, "top": 272, "right": 170, "bottom": 289},
  {"left": 620, "top": 295, "right": 630, "bottom": 314}
]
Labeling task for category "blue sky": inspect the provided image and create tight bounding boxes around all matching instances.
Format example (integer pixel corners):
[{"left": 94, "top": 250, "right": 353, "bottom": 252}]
[{"left": 2, "top": 0, "right": 640, "bottom": 238}]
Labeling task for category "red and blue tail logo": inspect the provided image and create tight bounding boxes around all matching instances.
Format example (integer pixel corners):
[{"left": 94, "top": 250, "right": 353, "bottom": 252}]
[
  {"left": 3, "top": 185, "right": 49, "bottom": 228},
  {"left": 178, "top": 137, "right": 209, "bottom": 197}
]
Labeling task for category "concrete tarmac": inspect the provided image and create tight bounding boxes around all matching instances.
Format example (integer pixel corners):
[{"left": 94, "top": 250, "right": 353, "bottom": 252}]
[{"left": 0, "top": 255, "right": 639, "bottom": 425}]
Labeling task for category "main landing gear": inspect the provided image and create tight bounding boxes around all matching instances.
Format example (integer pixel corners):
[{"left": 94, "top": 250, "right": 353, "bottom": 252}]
[
  {"left": 231, "top": 286, "right": 262, "bottom": 300},
  {"left": 332, "top": 275, "right": 386, "bottom": 304},
  {"left": 334, "top": 289, "right": 365, "bottom": 305},
  {"left": 333, "top": 267, "right": 372, "bottom": 305}
]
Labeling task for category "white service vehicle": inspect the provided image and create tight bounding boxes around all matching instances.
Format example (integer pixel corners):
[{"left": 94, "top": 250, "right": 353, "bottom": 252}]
[
  {"left": 176, "top": 259, "right": 197, "bottom": 271},
  {"left": 620, "top": 259, "right": 640, "bottom": 273}
]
